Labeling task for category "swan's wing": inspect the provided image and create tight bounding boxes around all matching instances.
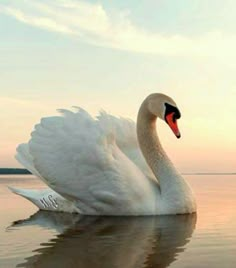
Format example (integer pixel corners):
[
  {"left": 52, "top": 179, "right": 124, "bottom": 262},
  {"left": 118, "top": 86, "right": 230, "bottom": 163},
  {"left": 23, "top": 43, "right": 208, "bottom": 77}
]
[
  {"left": 16, "top": 112, "right": 155, "bottom": 183},
  {"left": 98, "top": 111, "right": 156, "bottom": 182},
  {"left": 29, "top": 108, "right": 158, "bottom": 215}
]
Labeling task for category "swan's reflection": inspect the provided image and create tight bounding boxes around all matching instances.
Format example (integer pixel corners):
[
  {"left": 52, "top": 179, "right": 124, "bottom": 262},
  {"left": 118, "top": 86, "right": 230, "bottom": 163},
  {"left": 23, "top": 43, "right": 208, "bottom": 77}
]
[{"left": 14, "top": 212, "right": 196, "bottom": 268}]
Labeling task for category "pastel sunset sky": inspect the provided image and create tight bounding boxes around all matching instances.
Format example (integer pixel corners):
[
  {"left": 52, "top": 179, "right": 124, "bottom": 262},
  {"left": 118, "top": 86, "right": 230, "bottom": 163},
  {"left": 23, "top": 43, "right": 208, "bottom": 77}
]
[{"left": 0, "top": 0, "right": 235, "bottom": 172}]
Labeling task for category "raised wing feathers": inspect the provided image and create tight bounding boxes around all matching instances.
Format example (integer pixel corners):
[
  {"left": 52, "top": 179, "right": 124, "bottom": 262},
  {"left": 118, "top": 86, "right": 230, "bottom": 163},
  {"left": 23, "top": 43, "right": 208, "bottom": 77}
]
[{"left": 28, "top": 108, "right": 156, "bottom": 215}]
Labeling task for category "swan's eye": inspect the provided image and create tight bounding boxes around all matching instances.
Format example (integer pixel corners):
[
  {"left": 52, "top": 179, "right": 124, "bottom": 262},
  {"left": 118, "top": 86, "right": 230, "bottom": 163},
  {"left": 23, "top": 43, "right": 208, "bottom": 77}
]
[{"left": 164, "top": 103, "right": 181, "bottom": 122}]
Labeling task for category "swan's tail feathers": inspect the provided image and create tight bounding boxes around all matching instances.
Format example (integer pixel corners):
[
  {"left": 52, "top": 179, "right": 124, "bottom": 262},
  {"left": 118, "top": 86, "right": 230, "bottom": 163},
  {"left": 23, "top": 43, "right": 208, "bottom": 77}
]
[
  {"left": 8, "top": 186, "right": 30, "bottom": 198},
  {"left": 8, "top": 186, "right": 55, "bottom": 211},
  {"left": 8, "top": 186, "right": 48, "bottom": 210},
  {"left": 15, "top": 143, "right": 42, "bottom": 179},
  {"left": 8, "top": 186, "right": 79, "bottom": 213}
]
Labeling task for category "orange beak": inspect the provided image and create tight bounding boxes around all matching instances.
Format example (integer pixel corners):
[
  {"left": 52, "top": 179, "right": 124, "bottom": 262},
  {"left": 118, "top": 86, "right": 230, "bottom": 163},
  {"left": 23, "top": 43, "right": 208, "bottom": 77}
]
[{"left": 165, "top": 112, "right": 181, "bottom": 138}]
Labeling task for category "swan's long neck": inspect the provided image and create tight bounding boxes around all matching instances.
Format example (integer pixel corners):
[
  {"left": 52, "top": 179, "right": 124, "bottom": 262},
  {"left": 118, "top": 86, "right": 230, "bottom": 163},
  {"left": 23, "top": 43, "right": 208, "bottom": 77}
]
[{"left": 137, "top": 101, "right": 184, "bottom": 195}]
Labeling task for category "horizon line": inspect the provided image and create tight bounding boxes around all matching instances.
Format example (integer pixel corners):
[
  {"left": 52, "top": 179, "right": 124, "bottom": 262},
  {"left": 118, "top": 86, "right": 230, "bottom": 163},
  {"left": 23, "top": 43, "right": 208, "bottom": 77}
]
[{"left": 0, "top": 168, "right": 235, "bottom": 176}]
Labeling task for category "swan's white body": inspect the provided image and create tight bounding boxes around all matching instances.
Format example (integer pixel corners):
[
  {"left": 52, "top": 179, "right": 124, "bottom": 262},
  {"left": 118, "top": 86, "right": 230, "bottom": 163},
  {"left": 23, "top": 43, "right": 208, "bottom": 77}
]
[{"left": 11, "top": 94, "right": 196, "bottom": 215}]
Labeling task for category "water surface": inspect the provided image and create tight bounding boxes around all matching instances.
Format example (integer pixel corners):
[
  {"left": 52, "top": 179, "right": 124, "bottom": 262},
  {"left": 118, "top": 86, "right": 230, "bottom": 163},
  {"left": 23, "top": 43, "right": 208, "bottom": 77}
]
[{"left": 0, "top": 175, "right": 236, "bottom": 267}]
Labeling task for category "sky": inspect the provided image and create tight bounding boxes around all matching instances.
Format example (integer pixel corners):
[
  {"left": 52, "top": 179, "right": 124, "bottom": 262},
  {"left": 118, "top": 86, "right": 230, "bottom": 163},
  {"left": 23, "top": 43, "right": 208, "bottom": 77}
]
[{"left": 0, "top": 0, "right": 236, "bottom": 172}]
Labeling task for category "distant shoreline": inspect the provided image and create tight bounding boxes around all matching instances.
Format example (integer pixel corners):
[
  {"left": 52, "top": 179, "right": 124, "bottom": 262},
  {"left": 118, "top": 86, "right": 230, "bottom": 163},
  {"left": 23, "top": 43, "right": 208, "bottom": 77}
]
[
  {"left": 182, "top": 173, "right": 236, "bottom": 175},
  {"left": 0, "top": 168, "right": 32, "bottom": 175},
  {"left": 0, "top": 168, "right": 235, "bottom": 175}
]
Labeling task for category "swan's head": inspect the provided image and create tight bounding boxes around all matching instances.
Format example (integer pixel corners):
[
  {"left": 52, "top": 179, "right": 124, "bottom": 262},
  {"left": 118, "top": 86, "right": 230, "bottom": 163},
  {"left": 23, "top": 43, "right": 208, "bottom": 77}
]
[{"left": 147, "top": 93, "right": 181, "bottom": 138}]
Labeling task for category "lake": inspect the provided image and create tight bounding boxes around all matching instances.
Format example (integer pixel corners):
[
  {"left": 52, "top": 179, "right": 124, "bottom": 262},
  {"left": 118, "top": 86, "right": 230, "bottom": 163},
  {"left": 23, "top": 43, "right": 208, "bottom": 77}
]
[{"left": 0, "top": 174, "right": 236, "bottom": 267}]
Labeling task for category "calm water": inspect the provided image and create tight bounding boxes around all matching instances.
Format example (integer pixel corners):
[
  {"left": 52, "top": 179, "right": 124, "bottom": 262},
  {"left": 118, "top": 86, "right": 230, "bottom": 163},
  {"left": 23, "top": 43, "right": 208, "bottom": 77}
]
[{"left": 0, "top": 175, "right": 236, "bottom": 268}]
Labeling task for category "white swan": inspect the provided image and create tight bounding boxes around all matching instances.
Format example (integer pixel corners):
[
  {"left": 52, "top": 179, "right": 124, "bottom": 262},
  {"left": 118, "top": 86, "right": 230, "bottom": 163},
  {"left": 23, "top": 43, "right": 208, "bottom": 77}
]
[{"left": 10, "top": 93, "right": 196, "bottom": 215}]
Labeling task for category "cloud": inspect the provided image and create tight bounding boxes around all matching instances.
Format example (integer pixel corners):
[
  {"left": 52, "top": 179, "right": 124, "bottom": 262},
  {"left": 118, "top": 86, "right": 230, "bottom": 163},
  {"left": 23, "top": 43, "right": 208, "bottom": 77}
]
[{"left": 1, "top": 0, "right": 236, "bottom": 60}]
